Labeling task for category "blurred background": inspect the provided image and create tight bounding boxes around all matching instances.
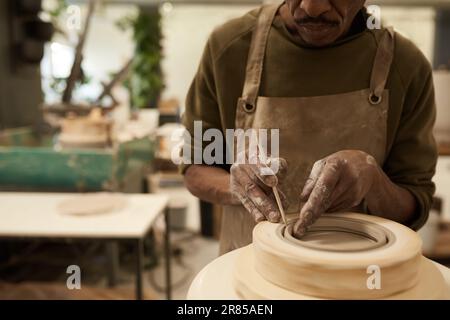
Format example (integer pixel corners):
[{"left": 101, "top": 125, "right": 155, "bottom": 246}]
[{"left": 0, "top": 0, "right": 450, "bottom": 300}]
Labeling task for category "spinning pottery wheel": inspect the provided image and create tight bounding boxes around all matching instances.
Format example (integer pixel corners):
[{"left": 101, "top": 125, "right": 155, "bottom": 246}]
[{"left": 189, "top": 213, "right": 450, "bottom": 300}]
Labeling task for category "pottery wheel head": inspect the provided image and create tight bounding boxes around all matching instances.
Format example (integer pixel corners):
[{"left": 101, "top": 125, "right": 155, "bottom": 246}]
[{"left": 280, "top": 215, "right": 395, "bottom": 253}]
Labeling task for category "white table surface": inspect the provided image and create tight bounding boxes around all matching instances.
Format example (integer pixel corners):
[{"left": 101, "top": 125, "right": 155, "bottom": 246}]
[
  {"left": 187, "top": 249, "right": 450, "bottom": 300},
  {"left": 0, "top": 192, "right": 169, "bottom": 239}
]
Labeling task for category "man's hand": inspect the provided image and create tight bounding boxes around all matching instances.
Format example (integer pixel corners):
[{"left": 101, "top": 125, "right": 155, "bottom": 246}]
[
  {"left": 294, "top": 150, "right": 380, "bottom": 237},
  {"left": 230, "top": 157, "right": 288, "bottom": 223}
]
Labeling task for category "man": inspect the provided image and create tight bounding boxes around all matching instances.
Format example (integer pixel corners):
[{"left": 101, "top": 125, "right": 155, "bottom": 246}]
[{"left": 181, "top": 0, "right": 437, "bottom": 254}]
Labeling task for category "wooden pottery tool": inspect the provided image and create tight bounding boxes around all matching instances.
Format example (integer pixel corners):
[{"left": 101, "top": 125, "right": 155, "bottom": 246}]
[{"left": 272, "top": 186, "right": 287, "bottom": 225}]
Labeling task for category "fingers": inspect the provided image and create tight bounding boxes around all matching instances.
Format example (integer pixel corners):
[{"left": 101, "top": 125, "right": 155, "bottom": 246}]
[
  {"left": 307, "top": 159, "right": 343, "bottom": 212},
  {"left": 249, "top": 153, "right": 288, "bottom": 184},
  {"left": 327, "top": 198, "right": 358, "bottom": 213},
  {"left": 300, "top": 159, "right": 326, "bottom": 202},
  {"left": 326, "top": 178, "right": 353, "bottom": 212},
  {"left": 327, "top": 170, "right": 364, "bottom": 212},
  {"left": 267, "top": 157, "right": 288, "bottom": 182},
  {"left": 231, "top": 153, "right": 288, "bottom": 224},
  {"left": 233, "top": 183, "right": 265, "bottom": 223},
  {"left": 236, "top": 165, "right": 281, "bottom": 223},
  {"left": 271, "top": 187, "right": 290, "bottom": 211},
  {"left": 248, "top": 162, "right": 278, "bottom": 187},
  {"left": 328, "top": 185, "right": 363, "bottom": 213},
  {"left": 294, "top": 159, "right": 342, "bottom": 238},
  {"left": 248, "top": 154, "right": 287, "bottom": 187}
]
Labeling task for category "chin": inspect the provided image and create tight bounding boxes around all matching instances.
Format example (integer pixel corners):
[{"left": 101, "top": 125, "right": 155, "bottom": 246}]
[
  {"left": 296, "top": 26, "right": 343, "bottom": 47},
  {"left": 301, "top": 35, "right": 337, "bottom": 47}
]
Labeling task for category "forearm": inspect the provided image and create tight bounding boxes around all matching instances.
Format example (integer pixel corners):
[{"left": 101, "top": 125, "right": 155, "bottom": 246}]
[
  {"left": 366, "top": 167, "right": 417, "bottom": 224},
  {"left": 184, "top": 165, "right": 237, "bottom": 205}
]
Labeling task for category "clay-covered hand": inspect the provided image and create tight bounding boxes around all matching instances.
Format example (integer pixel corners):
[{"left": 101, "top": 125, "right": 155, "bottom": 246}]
[
  {"left": 230, "top": 156, "right": 288, "bottom": 223},
  {"left": 294, "top": 150, "right": 380, "bottom": 237}
]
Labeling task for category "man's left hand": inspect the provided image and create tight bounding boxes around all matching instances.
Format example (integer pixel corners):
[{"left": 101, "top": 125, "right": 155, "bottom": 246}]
[{"left": 294, "top": 150, "right": 381, "bottom": 238}]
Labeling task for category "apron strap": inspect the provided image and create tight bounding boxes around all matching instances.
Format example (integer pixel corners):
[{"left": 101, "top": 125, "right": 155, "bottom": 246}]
[
  {"left": 369, "top": 27, "right": 395, "bottom": 105},
  {"left": 240, "top": 2, "right": 281, "bottom": 110},
  {"left": 242, "top": 7, "right": 395, "bottom": 107}
]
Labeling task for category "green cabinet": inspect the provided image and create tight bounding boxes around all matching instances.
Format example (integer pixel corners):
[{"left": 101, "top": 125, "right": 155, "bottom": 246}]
[{"left": 0, "top": 128, "right": 154, "bottom": 191}]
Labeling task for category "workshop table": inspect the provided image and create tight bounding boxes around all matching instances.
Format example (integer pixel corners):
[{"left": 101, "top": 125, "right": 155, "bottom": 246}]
[{"left": 0, "top": 192, "right": 171, "bottom": 300}]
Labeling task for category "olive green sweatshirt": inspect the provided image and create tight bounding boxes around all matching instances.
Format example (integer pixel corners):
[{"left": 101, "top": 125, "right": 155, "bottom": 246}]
[{"left": 181, "top": 7, "right": 438, "bottom": 230}]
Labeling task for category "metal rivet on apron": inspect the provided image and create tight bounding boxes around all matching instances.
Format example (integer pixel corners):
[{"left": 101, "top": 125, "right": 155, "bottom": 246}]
[
  {"left": 369, "top": 93, "right": 382, "bottom": 105},
  {"left": 243, "top": 103, "right": 256, "bottom": 113}
]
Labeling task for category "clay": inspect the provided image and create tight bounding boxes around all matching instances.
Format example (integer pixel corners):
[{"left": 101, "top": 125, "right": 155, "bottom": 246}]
[
  {"left": 233, "top": 246, "right": 449, "bottom": 300},
  {"left": 284, "top": 215, "right": 391, "bottom": 252},
  {"left": 233, "top": 212, "right": 450, "bottom": 300},
  {"left": 59, "top": 108, "right": 111, "bottom": 148},
  {"left": 57, "top": 193, "right": 127, "bottom": 216}
]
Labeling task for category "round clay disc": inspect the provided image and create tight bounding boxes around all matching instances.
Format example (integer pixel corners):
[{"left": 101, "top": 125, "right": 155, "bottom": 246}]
[{"left": 57, "top": 193, "right": 127, "bottom": 216}]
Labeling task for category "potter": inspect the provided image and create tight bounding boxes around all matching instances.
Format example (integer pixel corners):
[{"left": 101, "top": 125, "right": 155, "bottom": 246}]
[{"left": 182, "top": 0, "right": 437, "bottom": 255}]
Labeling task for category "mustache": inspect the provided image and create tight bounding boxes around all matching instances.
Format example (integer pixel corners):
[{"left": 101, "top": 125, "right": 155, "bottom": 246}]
[{"left": 295, "top": 16, "right": 339, "bottom": 26}]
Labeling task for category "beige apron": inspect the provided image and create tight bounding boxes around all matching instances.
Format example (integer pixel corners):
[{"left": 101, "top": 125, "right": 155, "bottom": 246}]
[{"left": 219, "top": 3, "right": 394, "bottom": 255}]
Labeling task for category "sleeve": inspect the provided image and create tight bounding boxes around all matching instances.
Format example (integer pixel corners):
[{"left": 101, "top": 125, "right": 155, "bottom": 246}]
[
  {"left": 383, "top": 64, "right": 438, "bottom": 231},
  {"left": 179, "top": 38, "right": 227, "bottom": 174}
]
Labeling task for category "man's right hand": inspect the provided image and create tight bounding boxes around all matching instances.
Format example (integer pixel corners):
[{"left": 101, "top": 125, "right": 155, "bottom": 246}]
[{"left": 230, "top": 157, "right": 288, "bottom": 223}]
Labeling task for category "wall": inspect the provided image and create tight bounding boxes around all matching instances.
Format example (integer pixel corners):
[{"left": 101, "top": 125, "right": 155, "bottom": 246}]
[
  {"left": 381, "top": 7, "right": 435, "bottom": 61},
  {"left": 160, "top": 4, "right": 257, "bottom": 105}
]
